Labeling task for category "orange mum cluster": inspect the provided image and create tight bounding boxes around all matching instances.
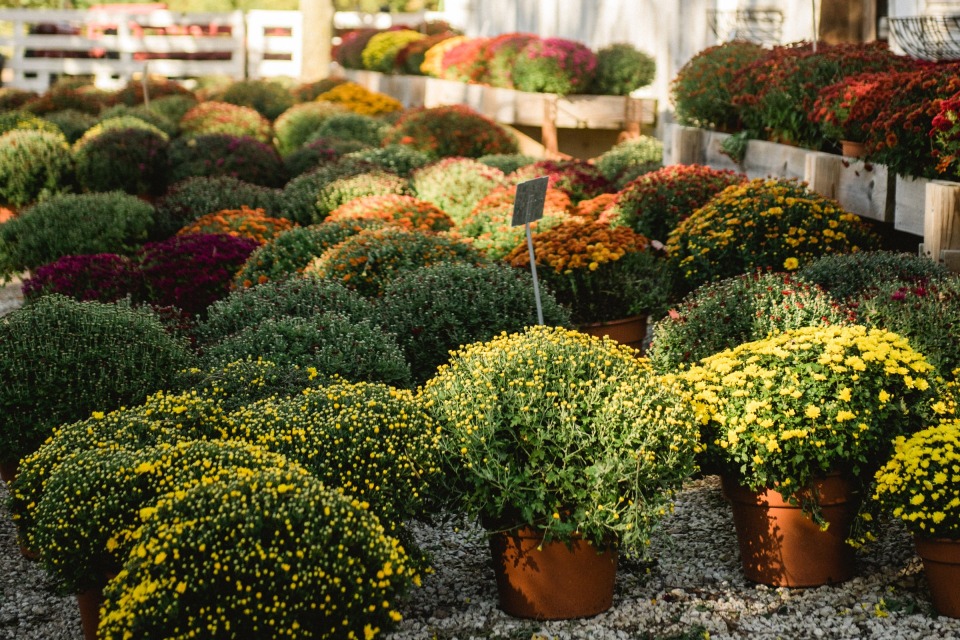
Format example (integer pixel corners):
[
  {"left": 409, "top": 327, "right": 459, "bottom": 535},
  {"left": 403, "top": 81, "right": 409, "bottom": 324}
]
[
  {"left": 327, "top": 194, "right": 455, "bottom": 233},
  {"left": 177, "top": 206, "right": 294, "bottom": 244}
]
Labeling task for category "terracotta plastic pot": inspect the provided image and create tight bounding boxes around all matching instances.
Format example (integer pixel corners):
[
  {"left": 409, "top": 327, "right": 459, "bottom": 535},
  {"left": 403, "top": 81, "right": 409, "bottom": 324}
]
[
  {"left": 577, "top": 315, "right": 647, "bottom": 353},
  {"left": 489, "top": 526, "right": 617, "bottom": 620},
  {"left": 915, "top": 537, "right": 960, "bottom": 618},
  {"left": 0, "top": 460, "right": 18, "bottom": 484},
  {"left": 840, "top": 140, "right": 867, "bottom": 158},
  {"left": 722, "top": 474, "right": 858, "bottom": 587},
  {"left": 76, "top": 587, "right": 104, "bottom": 640}
]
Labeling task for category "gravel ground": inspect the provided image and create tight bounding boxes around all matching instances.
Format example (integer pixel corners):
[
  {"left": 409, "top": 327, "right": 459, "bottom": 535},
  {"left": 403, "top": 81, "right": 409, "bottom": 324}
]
[
  {"left": 0, "top": 278, "right": 23, "bottom": 318},
  {"left": 3, "top": 476, "right": 960, "bottom": 640}
]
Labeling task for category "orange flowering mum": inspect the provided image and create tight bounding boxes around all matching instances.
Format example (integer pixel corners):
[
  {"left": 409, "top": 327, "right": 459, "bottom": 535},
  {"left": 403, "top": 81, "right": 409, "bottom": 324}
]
[
  {"left": 327, "top": 194, "right": 455, "bottom": 233},
  {"left": 505, "top": 217, "right": 647, "bottom": 274},
  {"left": 177, "top": 206, "right": 294, "bottom": 245},
  {"left": 460, "top": 184, "right": 572, "bottom": 259},
  {"left": 572, "top": 193, "right": 619, "bottom": 224}
]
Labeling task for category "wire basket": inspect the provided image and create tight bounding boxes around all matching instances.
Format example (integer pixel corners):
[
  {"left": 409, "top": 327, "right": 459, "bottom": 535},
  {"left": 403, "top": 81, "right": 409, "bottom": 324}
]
[
  {"left": 707, "top": 9, "right": 784, "bottom": 47},
  {"left": 888, "top": 15, "right": 960, "bottom": 61}
]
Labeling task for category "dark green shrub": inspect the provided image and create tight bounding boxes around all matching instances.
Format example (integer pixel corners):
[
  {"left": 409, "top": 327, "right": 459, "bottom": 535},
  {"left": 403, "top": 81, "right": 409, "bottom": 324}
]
[
  {"left": 235, "top": 218, "right": 386, "bottom": 287},
  {"left": 137, "top": 233, "right": 259, "bottom": 317},
  {"left": 0, "top": 295, "right": 194, "bottom": 465},
  {"left": 72, "top": 116, "right": 168, "bottom": 152},
  {"left": 273, "top": 101, "right": 348, "bottom": 155},
  {"left": 202, "top": 312, "right": 412, "bottom": 387},
  {"left": 593, "top": 136, "right": 664, "bottom": 187},
  {"left": 377, "top": 262, "right": 571, "bottom": 383},
  {"left": 42, "top": 109, "right": 96, "bottom": 143},
  {"left": 21, "top": 253, "right": 144, "bottom": 303},
  {"left": 590, "top": 43, "right": 656, "bottom": 96},
  {"left": 144, "top": 94, "right": 198, "bottom": 125},
  {"left": 384, "top": 105, "right": 519, "bottom": 158},
  {"left": 343, "top": 144, "right": 433, "bottom": 178},
  {"left": 167, "top": 134, "right": 286, "bottom": 188},
  {"left": 179, "top": 101, "right": 272, "bottom": 143},
  {"left": 197, "top": 277, "right": 375, "bottom": 346},
  {"left": 74, "top": 127, "right": 169, "bottom": 196},
  {"left": 279, "top": 158, "right": 376, "bottom": 225},
  {"left": 220, "top": 79, "right": 295, "bottom": 121},
  {"left": 646, "top": 270, "right": 854, "bottom": 373},
  {"left": 0, "top": 129, "right": 73, "bottom": 208},
  {"left": 314, "top": 170, "right": 409, "bottom": 222},
  {"left": 97, "top": 104, "right": 178, "bottom": 138},
  {"left": 309, "top": 112, "right": 390, "bottom": 147},
  {"left": 173, "top": 358, "right": 324, "bottom": 411},
  {"left": 797, "top": 251, "right": 952, "bottom": 302},
  {"left": 477, "top": 153, "right": 536, "bottom": 174},
  {"left": 0, "top": 192, "right": 154, "bottom": 278},
  {"left": 306, "top": 227, "right": 487, "bottom": 297},
  {"left": 155, "top": 176, "right": 284, "bottom": 236},
  {"left": 282, "top": 136, "right": 371, "bottom": 178}
]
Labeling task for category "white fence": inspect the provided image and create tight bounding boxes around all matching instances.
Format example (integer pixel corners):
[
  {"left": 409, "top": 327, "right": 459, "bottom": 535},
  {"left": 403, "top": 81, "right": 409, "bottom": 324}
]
[{"left": 0, "top": 8, "right": 465, "bottom": 92}]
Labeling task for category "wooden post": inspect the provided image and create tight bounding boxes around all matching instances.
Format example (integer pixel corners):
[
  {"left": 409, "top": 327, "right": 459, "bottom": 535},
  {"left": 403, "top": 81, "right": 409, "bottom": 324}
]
[
  {"left": 671, "top": 125, "right": 703, "bottom": 166},
  {"left": 923, "top": 180, "right": 960, "bottom": 271},
  {"left": 619, "top": 97, "right": 642, "bottom": 142},
  {"left": 541, "top": 93, "right": 559, "bottom": 158},
  {"left": 299, "top": 0, "right": 333, "bottom": 82},
  {"left": 804, "top": 152, "right": 842, "bottom": 201}
]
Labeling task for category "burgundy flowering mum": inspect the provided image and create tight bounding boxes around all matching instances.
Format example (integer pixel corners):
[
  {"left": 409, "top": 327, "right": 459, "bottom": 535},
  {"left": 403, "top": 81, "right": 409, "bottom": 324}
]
[
  {"left": 21, "top": 253, "right": 143, "bottom": 303},
  {"left": 138, "top": 233, "right": 258, "bottom": 316}
]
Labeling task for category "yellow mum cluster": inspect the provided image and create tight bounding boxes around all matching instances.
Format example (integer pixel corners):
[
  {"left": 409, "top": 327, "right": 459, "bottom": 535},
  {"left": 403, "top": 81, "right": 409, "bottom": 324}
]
[
  {"left": 316, "top": 81, "right": 402, "bottom": 116},
  {"left": 874, "top": 420, "right": 960, "bottom": 538}
]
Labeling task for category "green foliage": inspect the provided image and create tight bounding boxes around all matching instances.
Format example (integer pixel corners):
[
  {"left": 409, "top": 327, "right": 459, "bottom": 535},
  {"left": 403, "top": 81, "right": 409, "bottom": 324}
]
[
  {"left": 197, "top": 277, "right": 375, "bottom": 346},
  {"left": 0, "top": 295, "right": 194, "bottom": 465},
  {"left": 97, "top": 103, "right": 178, "bottom": 138},
  {"left": 155, "top": 175, "right": 284, "bottom": 236},
  {"left": 0, "top": 129, "right": 73, "bottom": 208},
  {"left": 314, "top": 169, "right": 409, "bottom": 222},
  {"left": 173, "top": 358, "right": 323, "bottom": 412},
  {"left": 41, "top": 109, "right": 96, "bottom": 143},
  {"left": 167, "top": 134, "right": 286, "bottom": 188},
  {"left": 234, "top": 218, "right": 386, "bottom": 287},
  {"left": 307, "top": 226, "right": 486, "bottom": 298},
  {"left": 143, "top": 94, "right": 198, "bottom": 125},
  {"left": 74, "top": 127, "right": 169, "bottom": 196},
  {"left": 647, "top": 271, "right": 854, "bottom": 374},
  {"left": 220, "top": 79, "right": 295, "bottom": 121},
  {"left": 272, "top": 101, "right": 348, "bottom": 156},
  {"left": 411, "top": 157, "right": 504, "bottom": 224},
  {"left": 421, "top": 325, "right": 698, "bottom": 549},
  {"left": 73, "top": 116, "right": 168, "bottom": 152},
  {"left": 343, "top": 144, "right": 433, "bottom": 178},
  {"left": 0, "top": 192, "right": 155, "bottom": 278},
  {"left": 590, "top": 43, "right": 656, "bottom": 96},
  {"left": 477, "top": 153, "right": 536, "bottom": 174},
  {"left": 797, "top": 251, "right": 952, "bottom": 302},
  {"left": 282, "top": 136, "right": 370, "bottom": 178},
  {"left": 0, "top": 110, "right": 63, "bottom": 136},
  {"left": 109, "top": 77, "right": 194, "bottom": 107},
  {"left": 377, "top": 262, "right": 571, "bottom": 383},
  {"left": 309, "top": 112, "right": 390, "bottom": 147},
  {"left": 593, "top": 135, "right": 663, "bottom": 187},
  {"left": 279, "top": 158, "right": 375, "bottom": 225},
  {"left": 201, "top": 312, "right": 412, "bottom": 387},
  {"left": 511, "top": 37, "right": 598, "bottom": 95},
  {"left": 179, "top": 101, "right": 272, "bottom": 143}
]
